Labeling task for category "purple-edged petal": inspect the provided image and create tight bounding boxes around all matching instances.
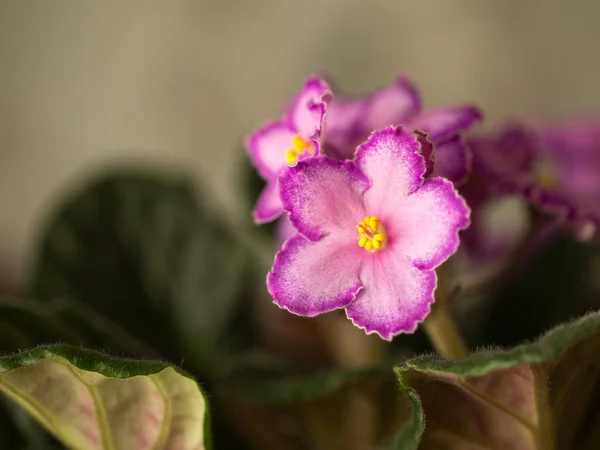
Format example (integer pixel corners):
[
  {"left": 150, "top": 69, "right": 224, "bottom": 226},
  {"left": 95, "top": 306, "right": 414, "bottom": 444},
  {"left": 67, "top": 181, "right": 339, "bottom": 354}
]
[
  {"left": 253, "top": 182, "right": 283, "bottom": 224},
  {"left": 356, "top": 126, "right": 426, "bottom": 212},
  {"left": 415, "top": 130, "right": 434, "bottom": 178},
  {"left": 267, "top": 234, "right": 362, "bottom": 316},
  {"left": 288, "top": 77, "right": 332, "bottom": 138},
  {"left": 362, "top": 76, "right": 422, "bottom": 132},
  {"left": 409, "top": 106, "right": 483, "bottom": 142},
  {"left": 431, "top": 136, "right": 471, "bottom": 184},
  {"left": 346, "top": 255, "right": 436, "bottom": 340},
  {"left": 279, "top": 157, "right": 370, "bottom": 241},
  {"left": 388, "top": 177, "right": 470, "bottom": 271},
  {"left": 247, "top": 122, "right": 296, "bottom": 179}
]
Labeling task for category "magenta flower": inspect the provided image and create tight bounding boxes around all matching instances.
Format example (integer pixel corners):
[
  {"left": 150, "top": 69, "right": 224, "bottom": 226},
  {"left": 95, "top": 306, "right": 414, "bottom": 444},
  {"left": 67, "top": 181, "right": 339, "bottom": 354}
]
[
  {"left": 267, "top": 126, "right": 470, "bottom": 340},
  {"left": 325, "top": 76, "right": 483, "bottom": 183},
  {"left": 470, "top": 119, "right": 600, "bottom": 239},
  {"left": 246, "top": 77, "right": 332, "bottom": 223}
]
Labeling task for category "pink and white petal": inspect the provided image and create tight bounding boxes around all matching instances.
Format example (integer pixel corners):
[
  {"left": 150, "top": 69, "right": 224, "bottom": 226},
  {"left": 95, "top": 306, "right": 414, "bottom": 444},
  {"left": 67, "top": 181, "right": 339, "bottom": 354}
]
[
  {"left": 279, "top": 157, "right": 370, "bottom": 241},
  {"left": 346, "top": 254, "right": 437, "bottom": 340},
  {"left": 357, "top": 126, "right": 426, "bottom": 212},
  {"left": 387, "top": 177, "right": 470, "bottom": 271},
  {"left": 253, "top": 182, "right": 283, "bottom": 224},
  {"left": 362, "top": 76, "right": 422, "bottom": 132},
  {"left": 431, "top": 137, "right": 471, "bottom": 184},
  {"left": 267, "top": 234, "right": 363, "bottom": 316},
  {"left": 409, "top": 106, "right": 483, "bottom": 142},
  {"left": 247, "top": 122, "right": 296, "bottom": 179},
  {"left": 288, "top": 77, "right": 332, "bottom": 138}
]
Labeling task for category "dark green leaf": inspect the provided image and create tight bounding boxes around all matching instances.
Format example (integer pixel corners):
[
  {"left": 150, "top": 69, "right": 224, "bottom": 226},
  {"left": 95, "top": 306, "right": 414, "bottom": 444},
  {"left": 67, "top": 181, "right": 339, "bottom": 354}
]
[
  {"left": 391, "top": 311, "right": 600, "bottom": 450},
  {"left": 27, "top": 169, "right": 254, "bottom": 373},
  {"left": 218, "top": 355, "right": 395, "bottom": 405},
  {"left": 0, "top": 296, "right": 160, "bottom": 359}
]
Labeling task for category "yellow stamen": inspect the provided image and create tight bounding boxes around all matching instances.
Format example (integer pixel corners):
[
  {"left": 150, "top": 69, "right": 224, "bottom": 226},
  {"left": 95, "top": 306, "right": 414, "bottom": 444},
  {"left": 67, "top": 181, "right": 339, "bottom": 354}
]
[
  {"left": 533, "top": 157, "right": 558, "bottom": 190},
  {"left": 292, "top": 136, "right": 306, "bottom": 151},
  {"left": 286, "top": 135, "right": 315, "bottom": 167},
  {"left": 285, "top": 150, "right": 299, "bottom": 166},
  {"left": 356, "top": 215, "right": 387, "bottom": 253}
]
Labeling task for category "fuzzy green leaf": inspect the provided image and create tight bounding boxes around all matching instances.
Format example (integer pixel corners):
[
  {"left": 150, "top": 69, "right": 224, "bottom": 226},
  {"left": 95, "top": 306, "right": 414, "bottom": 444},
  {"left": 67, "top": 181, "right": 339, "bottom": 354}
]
[
  {"left": 0, "top": 345, "right": 211, "bottom": 450},
  {"left": 392, "top": 311, "right": 600, "bottom": 450}
]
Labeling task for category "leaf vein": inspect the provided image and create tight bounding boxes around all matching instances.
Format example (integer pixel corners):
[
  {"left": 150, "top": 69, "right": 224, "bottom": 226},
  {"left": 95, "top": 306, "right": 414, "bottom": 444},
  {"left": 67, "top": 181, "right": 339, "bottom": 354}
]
[{"left": 150, "top": 374, "right": 172, "bottom": 450}]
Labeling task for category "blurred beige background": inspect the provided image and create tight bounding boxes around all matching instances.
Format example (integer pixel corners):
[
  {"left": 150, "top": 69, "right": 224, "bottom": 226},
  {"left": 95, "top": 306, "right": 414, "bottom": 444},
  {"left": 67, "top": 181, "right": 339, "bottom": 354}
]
[{"left": 1, "top": 0, "right": 599, "bottom": 284}]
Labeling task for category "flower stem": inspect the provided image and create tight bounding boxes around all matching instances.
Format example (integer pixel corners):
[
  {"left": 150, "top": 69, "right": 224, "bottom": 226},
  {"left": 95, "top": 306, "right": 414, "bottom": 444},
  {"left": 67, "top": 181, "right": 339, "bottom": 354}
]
[
  {"left": 422, "top": 302, "right": 469, "bottom": 359},
  {"left": 422, "top": 268, "right": 469, "bottom": 359}
]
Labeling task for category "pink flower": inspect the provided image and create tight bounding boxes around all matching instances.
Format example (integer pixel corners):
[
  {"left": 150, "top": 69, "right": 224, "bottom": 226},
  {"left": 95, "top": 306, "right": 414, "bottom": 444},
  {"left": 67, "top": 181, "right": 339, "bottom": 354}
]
[
  {"left": 267, "top": 126, "right": 470, "bottom": 340},
  {"left": 246, "top": 77, "right": 332, "bottom": 223},
  {"left": 326, "top": 76, "right": 483, "bottom": 184}
]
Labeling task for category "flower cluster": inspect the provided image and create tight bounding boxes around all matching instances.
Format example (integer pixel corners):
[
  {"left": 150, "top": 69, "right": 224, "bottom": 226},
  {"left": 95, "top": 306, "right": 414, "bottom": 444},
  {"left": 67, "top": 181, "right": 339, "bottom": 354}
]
[
  {"left": 462, "top": 117, "right": 600, "bottom": 262},
  {"left": 247, "top": 72, "right": 599, "bottom": 341},
  {"left": 247, "top": 76, "right": 480, "bottom": 339}
]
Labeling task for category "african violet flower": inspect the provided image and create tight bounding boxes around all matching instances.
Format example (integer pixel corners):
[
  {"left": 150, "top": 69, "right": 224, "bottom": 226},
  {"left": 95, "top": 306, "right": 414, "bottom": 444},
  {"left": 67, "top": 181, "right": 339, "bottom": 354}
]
[
  {"left": 326, "top": 76, "right": 483, "bottom": 183},
  {"left": 247, "top": 77, "right": 332, "bottom": 223},
  {"left": 248, "top": 75, "right": 481, "bottom": 226},
  {"left": 471, "top": 119, "right": 600, "bottom": 240},
  {"left": 267, "top": 126, "right": 470, "bottom": 340}
]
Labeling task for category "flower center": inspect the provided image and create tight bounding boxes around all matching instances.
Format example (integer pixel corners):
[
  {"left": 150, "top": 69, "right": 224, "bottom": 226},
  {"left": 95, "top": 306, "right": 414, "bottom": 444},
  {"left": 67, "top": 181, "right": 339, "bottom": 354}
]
[
  {"left": 285, "top": 136, "right": 316, "bottom": 167},
  {"left": 357, "top": 215, "right": 387, "bottom": 252},
  {"left": 532, "top": 157, "right": 558, "bottom": 190}
]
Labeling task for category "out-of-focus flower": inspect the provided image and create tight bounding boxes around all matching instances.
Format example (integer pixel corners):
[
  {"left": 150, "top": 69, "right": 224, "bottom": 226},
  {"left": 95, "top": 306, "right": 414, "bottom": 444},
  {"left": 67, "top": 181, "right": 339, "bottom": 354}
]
[
  {"left": 325, "top": 76, "right": 483, "bottom": 183},
  {"left": 267, "top": 126, "right": 470, "bottom": 340},
  {"left": 459, "top": 173, "right": 530, "bottom": 263},
  {"left": 470, "top": 119, "right": 600, "bottom": 240},
  {"left": 246, "top": 77, "right": 332, "bottom": 223}
]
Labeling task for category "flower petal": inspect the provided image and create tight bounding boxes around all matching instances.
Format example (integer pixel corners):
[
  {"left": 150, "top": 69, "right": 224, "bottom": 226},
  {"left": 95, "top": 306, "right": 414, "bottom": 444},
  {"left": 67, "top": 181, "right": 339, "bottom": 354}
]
[
  {"left": 253, "top": 182, "right": 283, "bottom": 224},
  {"left": 247, "top": 122, "right": 296, "bottom": 179},
  {"left": 362, "top": 76, "right": 422, "bottom": 132},
  {"left": 409, "top": 106, "right": 483, "bottom": 142},
  {"left": 431, "top": 136, "right": 471, "bottom": 184},
  {"left": 356, "top": 126, "right": 426, "bottom": 212},
  {"left": 279, "top": 157, "right": 370, "bottom": 241},
  {"left": 267, "top": 234, "right": 362, "bottom": 316},
  {"left": 469, "top": 124, "right": 537, "bottom": 193},
  {"left": 388, "top": 177, "right": 470, "bottom": 271},
  {"left": 346, "top": 255, "right": 436, "bottom": 340},
  {"left": 288, "top": 77, "right": 332, "bottom": 138},
  {"left": 325, "top": 98, "right": 367, "bottom": 160},
  {"left": 415, "top": 130, "right": 434, "bottom": 178}
]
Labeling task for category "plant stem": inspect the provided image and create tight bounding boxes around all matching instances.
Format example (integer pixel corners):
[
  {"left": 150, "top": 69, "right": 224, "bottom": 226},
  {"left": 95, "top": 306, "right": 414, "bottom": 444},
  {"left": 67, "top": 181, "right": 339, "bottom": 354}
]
[
  {"left": 422, "top": 268, "right": 469, "bottom": 359},
  {"left": 315, "top": 313, "right": 387, "bottom": 449},
  {"left": 422, "top": 303, "right": 469, "bottom": 359}
]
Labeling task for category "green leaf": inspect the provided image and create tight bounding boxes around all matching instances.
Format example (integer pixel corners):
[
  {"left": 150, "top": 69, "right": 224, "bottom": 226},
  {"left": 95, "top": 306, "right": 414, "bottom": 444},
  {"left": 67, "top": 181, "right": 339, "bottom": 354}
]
[
  {"left": 0, "top": 344, "right": 211, "bottom": 450},
  {"left": 218, "top": 355, "right": 395, "bottom": 405},
  {"left": 27, "top": 169, "right": 254, "bottom": 372},
  {"left": 391, "top": 311, "right": 600, "bottom": 450},
  {"left": 0, "top": 296, "right": 160, "bottom": 359}
]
